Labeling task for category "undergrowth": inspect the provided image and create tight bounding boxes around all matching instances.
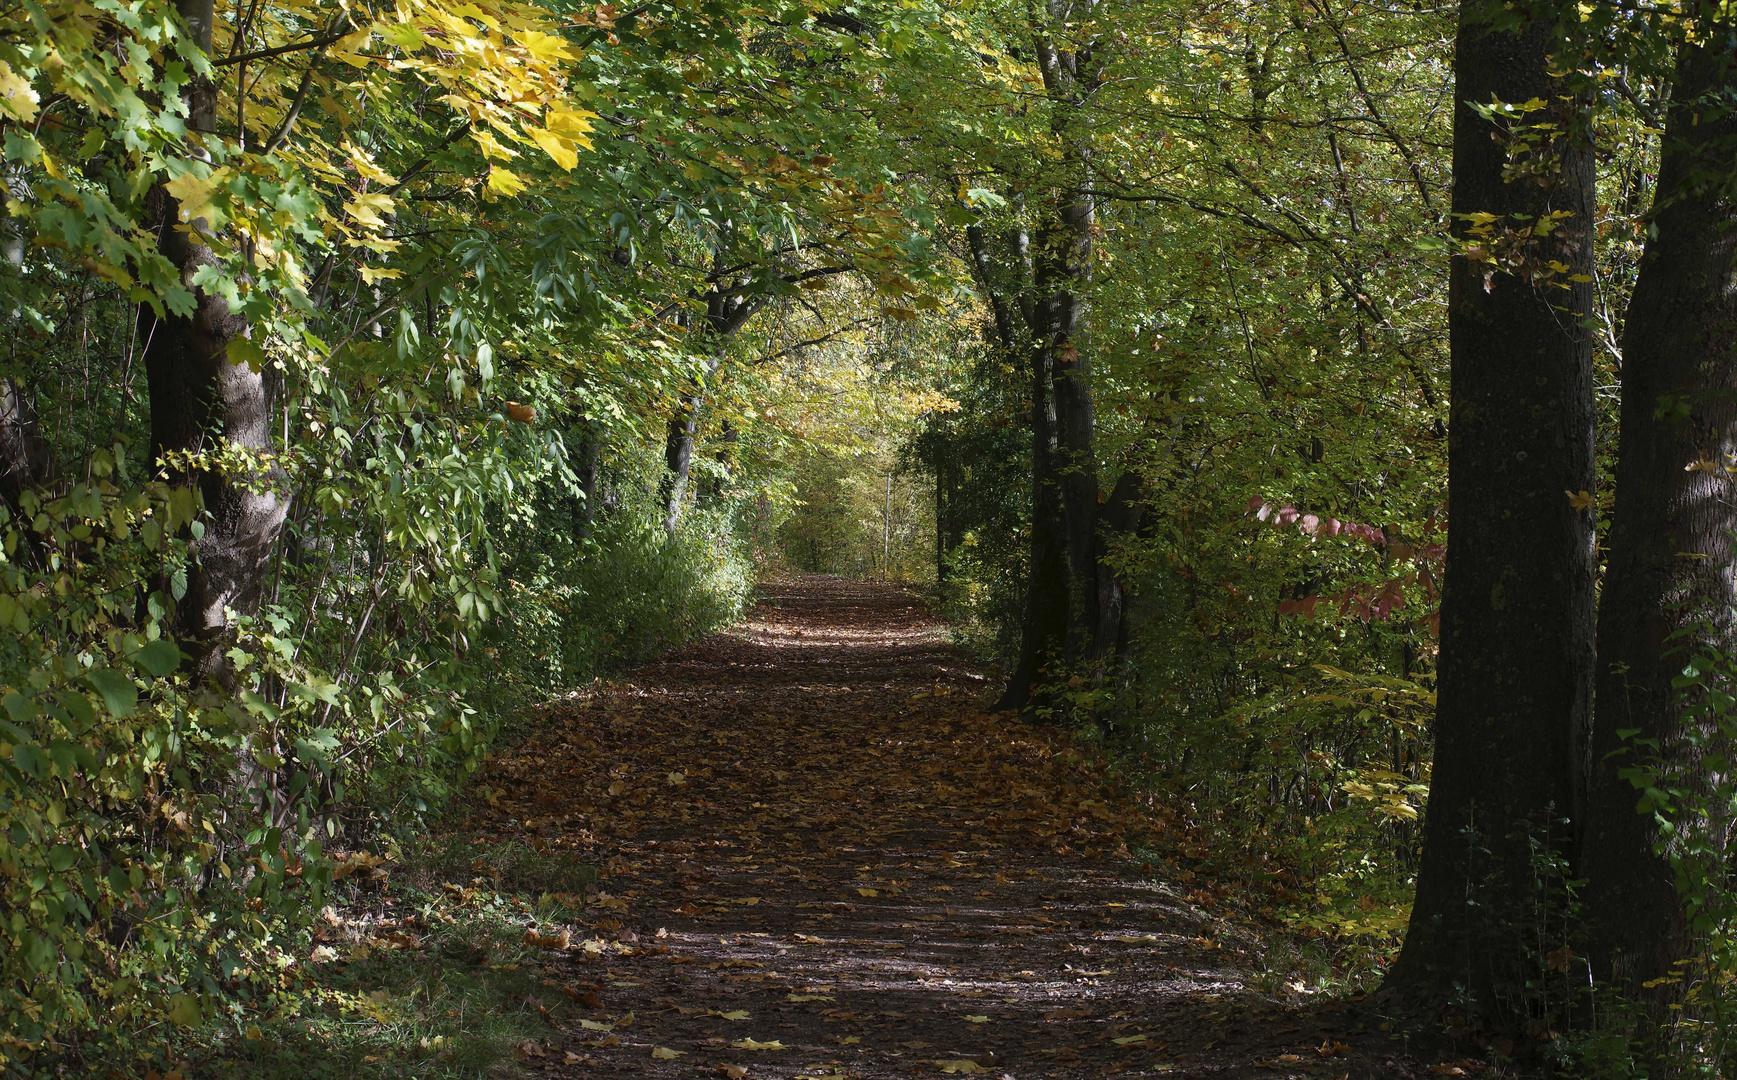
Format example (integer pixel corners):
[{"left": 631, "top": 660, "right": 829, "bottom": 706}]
[{"left": 88, "top": 834, "right": 608, "bottom": 1080}]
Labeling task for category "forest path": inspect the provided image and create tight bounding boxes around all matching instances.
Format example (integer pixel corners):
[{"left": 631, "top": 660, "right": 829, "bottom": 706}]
[{"left": 470, "top": 575, "right": 1400, "bottom": 1079}]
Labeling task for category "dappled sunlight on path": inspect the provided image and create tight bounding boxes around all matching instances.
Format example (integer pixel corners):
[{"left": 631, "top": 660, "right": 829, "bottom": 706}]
[{"left": 470, "top": 575, "right": 1414, "bottom": 1079}]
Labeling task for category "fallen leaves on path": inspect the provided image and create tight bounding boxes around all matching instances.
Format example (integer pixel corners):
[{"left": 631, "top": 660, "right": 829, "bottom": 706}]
[{"left": 453, "top": 575, "right": 1430, "bottom": 1078}]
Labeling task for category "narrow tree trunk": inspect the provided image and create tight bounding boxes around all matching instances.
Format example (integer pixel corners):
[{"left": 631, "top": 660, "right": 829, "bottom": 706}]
[
  {"left": 0, "top": 172, "right": 48, "bottom": 521},
  {"left": 143, "top": 0, "right": 289, "bottom": 682},
  {"left": 1386, "top": 0, "right": 1596, "bottom": 1004},
  {"left": 573, "top": 421, "right": 600, "bottom": 541},
  {"left": 661, "top": 392, "right": 702, "bottom": 534},
  {"left": 1581, "top": 27, "right": 1737, "bottom": 1000},
  {"left": 934, "top": 450, "right": 948, "bottom": 583},
  {"left": 1091, "top": 468, "right": 1144, "bottom": 666}
]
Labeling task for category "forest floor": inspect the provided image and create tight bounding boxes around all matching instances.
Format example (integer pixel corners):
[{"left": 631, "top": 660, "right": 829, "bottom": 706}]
[{"left": 240, "top": 575, "right": 1483, "bottom": 1080}]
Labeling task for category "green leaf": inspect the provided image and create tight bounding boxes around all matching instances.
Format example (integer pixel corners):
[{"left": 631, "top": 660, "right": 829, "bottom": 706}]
[
  {"left": 11, "top": 740, "right": 47, "bottom": 778},
  {"left": 166, "top": 993, "right": 202, "bottom": 1027},
  {"left": 58, "top": 691, "right": 94, "bottom": 732},
  {"left": 85, "top": 668, "right": 138, "bottom": 717},
  {"left": 227, "top": 337, "right": 267, "bottom": 372},
  {"left": 131, "top": 638, "right": 182, "bottom": 677},
  {"left": 2, "top": 691, "right": 38, "bottom": 725}
]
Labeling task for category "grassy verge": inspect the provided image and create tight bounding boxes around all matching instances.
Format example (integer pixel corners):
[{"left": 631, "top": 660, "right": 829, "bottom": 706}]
[{"left": 103, "top": 837, "right": 603, "bottom": 1080}]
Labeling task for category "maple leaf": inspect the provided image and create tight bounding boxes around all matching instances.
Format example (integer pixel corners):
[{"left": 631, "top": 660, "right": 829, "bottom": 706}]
[
  {"left": 0, "top": 61, "right": 39, "bottom": 121},
  {"left": 730, "top": 1038, "right": 787, "bottom": 1050},
  {"left": 650, "top": 1046, "right": 684, "bottom": 1059},
  {"left": 487, "top": 166, "right": 528, "bottom": 196},
  {"left": 936, "top": 1061, "right": 987, "bottom": 1074}
]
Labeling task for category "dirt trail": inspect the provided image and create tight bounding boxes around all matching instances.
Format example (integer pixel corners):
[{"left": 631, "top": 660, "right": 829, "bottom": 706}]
[{"left": 471, "top": 575, "right": 1414, "bottom": 1079}]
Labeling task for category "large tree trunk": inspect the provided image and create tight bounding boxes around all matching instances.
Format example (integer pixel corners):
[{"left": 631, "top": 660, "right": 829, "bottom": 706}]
[
  {"left": 993, "top": 10, "right": 1110, "bottom": 718},
  {"left": 142, "top": 0, "right": 289, "bottom": 682},
  {"left": 999, "top": 337, "right": 1071, "bottom": 714},
  {"left": 1385, "top": 0, "right": 1596, "bottom": 1005},
  {"left": 1036, "top": 193, "right": 1101, "bottom": 665},
  {"left": 1580, "top": 28, "right": 1737, "bottom": 1000}
]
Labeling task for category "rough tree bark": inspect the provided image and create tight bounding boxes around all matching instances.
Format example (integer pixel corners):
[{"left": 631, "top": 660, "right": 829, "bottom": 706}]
[
  {"left": 1386, "top": 0, "right": 1596, "bottom": 1003},
  {"left": 1581, "top": 23, "right": 1737, "bottom": 999},
  {"left": 141, "top": 0, "right": 289, "bottom": 681}
]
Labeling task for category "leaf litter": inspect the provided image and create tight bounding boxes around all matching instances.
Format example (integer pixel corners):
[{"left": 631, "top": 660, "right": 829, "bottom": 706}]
[{"left": 457, "top": 575, "right": 1444, "bottom": 1078}]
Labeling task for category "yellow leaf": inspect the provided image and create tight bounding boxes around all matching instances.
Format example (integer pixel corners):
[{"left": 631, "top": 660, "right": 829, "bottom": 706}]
[
  {"left": 333, "top": 26, "right": 376, "bottom": 67},
  {"left": 472, "top": 129, "right": 520, "bottom": 161},
  {"left": 527, "top": 126, "right": 578, "bottom": 171},
  {"left": 344, "top": 140, "right": 399, "bottom": 186},
  {"left": 488, "top": 166, "right": 528, "bottom": 196},
  {"left": 578, "top": 1018, "right": 613, "bottom": 1031},
  {"left": 715, "top": 1009, "right": 750, "bottom": 1020},
  {"left": 786, "top": 993, "right": 833, "bottom": 1002},
  {"left": 730, "top": 1038, "right": 787, "bottom": 1050},
  {"left": 546, "top": 107, "right": 597, "bottom": 150},
  {"left": 358, "top": 266, "right": 404, "bottom": 284},
  {"left": 163, "top": 166, "right": 229, "bottom": 225},
  {"left": 937, "top": 1061, "right": 987, "bottom": 1074},
  {"left": 344, "top": 191, "right": 395, "bottom": 228},
  {"left": 964, "top": 1014, "right": 989, "bottom": 1023},
  {"left": 378, "top": 20, "right": 425, "bottom": 50},
  {"left": 1112, "top": 1033, "right": 1151, "bottom": 1045},
  {"left": 520, "top": 29, "right": 578, "bottom": 63},
  {"left": 856, "top": 887, "right": 877, "bottom": 897},
  {"left": 651, "top": 1047, "right": 685, "bottom": 1059},
  {"left": 0, "top": 61, "right": 39, "bottom": 122},
  {"left": 720, "top": 1066, "right": 748, "bottom": 1079}
]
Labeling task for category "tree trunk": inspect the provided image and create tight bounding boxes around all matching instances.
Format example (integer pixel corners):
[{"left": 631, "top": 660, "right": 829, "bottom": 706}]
[
  {"left": 1580, "top": 28, "right": 1737, "bottom": 1000},
  {"left": 661, "top": 391, "right": 702, "bottom": 534},
  {"left": 998, "top": 339, "right": 1070, "bottom": 714},
  {"left": 573, "top": 420, "right": 600, "bottom": 541},
  {"left": 1386, "top": 0, "right": 1596, "bottom": 1005},
  {"left": 142, "top": 0, "right": 288, "bottom": 682},
  {"left": 934, "top": 450, "right": 948, "bottom": 583},
  {"left": 1092, "top": 468, "right": 1144, "bottom": 666},
  {"left": 0, "top": 171, "right": 48, "bottom": 521},
  {"left": 1035, "top": 191, "right": 1101, "bottom": 664}
]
